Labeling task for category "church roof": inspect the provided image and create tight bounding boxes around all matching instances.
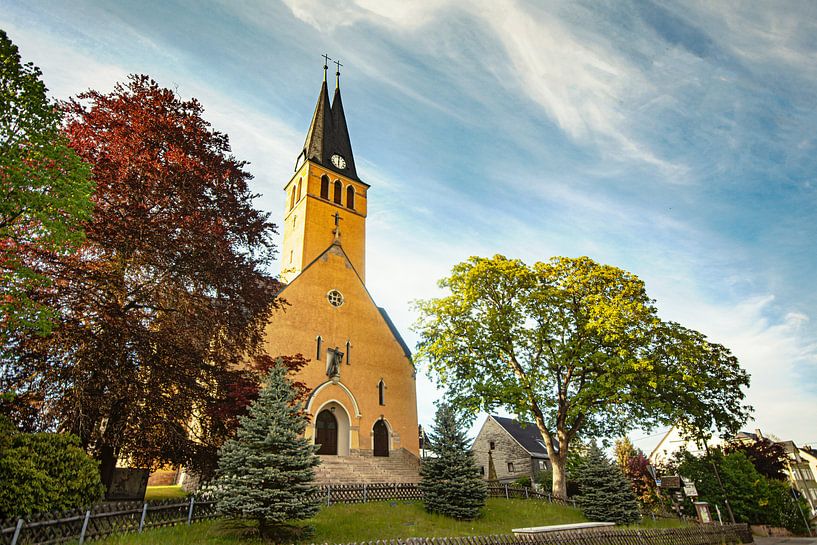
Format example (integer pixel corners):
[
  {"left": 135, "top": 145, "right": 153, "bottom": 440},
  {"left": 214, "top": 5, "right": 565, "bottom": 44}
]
[
  {"left": 300, "top": 72, "right": 361, "bottom": 181},
  {"left": 377, "top": 307, "right": 412, "bottom": 361}
]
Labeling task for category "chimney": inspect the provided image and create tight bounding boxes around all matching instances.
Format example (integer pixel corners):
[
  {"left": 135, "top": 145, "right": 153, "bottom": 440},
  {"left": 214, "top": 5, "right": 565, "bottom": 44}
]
[{"left": 755, "top": 428, "right": 764, "bottom": 440}]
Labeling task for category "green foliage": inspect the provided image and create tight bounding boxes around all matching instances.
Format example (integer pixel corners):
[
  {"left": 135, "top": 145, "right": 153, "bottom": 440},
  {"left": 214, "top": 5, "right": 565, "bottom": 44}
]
[
  {"left": 420, "top": 403, "right": 487, "bottom": 520},
  {"left": 0, "top": 420, "right": 104, "bottom": 518},
  {"left": 513, "top": 476, "right": 532, "bottom": 488},
  {"left": 670, "top": 448, "right": 808, "bottom": 533},
  {"left": 211, "top": 363, "right": 320, "bottom": 537},
  {"left": 574, "top": 445, "right": 641, "bottom": 524},
  {"left": 414, "top": 255, "right": 751, "bottom": 500},
  {"left": 724, "top": 438, "right": 788, "bottom": 481},
  {"left": 0, "top": 29, "right": 93, "bottom": 345}
]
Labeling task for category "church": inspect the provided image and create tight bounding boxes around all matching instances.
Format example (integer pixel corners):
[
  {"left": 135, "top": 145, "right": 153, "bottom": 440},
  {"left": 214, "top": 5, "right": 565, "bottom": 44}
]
[{"left": 261, "top": 63, "right": 420, "bottom": 481}]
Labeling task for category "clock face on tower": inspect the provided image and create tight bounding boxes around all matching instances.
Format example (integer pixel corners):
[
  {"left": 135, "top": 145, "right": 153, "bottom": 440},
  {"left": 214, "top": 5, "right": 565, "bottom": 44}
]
[{"left": 331, "top": 154, "right": 347, "bottom": 170}]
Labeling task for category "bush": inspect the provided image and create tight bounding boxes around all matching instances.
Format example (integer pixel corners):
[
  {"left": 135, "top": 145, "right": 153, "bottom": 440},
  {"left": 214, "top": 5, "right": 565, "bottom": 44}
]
[
  {"left": 513, "top": 476, "right": 532, "bottom": 488},
  {"left": 0, "top": 424, "right": 104, "bottom": 517}
]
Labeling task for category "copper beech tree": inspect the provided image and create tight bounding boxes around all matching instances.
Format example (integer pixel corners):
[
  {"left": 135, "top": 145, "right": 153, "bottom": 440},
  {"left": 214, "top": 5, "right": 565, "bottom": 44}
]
[
  {"left": 7, "top": 75, "right": 285, "bottom": 487},
  {"left": 414, "top": 255, "right": 751, "bottom": 500}
]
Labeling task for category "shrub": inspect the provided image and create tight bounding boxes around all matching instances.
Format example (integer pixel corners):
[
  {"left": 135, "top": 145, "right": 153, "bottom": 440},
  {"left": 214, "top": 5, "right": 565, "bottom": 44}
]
[{"left": 0, "top": 424, "right": 104, "bottom": 517}]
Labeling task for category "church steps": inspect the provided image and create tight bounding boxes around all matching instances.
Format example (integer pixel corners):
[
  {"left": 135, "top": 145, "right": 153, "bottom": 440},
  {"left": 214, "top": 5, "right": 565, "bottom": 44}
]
[{"left": 313, "top": 450, "right": 421, "bottom": 484}]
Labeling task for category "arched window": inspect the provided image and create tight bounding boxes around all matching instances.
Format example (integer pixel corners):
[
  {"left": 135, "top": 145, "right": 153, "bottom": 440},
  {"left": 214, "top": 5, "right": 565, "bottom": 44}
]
[
  {"left": 333, "top": 180, "right": 342, "bottom": 204},
  {"left": 316, "top": 335, "right": 322, "bottom": 360},
  {"left": 378, "top": 379, "right": 385, "bottom": 406},
  {"left": 296, "top": 178, "right": 302, "bottom": 202},
  {"left": 289, "top": 187, "right": 296, "bottom": 210},
  {"left": 345, "top": 340, "right": 351, "bottom": 364},
  {"left": 320, "top": 175, "right": 329, "bottom": 199},
  {"left": 346, "top": 186, "right": 355, "bottom": 210}
]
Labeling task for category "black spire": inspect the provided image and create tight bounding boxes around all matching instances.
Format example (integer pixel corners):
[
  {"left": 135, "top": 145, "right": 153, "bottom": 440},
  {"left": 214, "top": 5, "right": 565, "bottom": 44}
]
[
  {"left": 330, "top": 81, "right": 358, "bottom": 180},
  {"left": 301, "top": 75, "right": 333, "bottom": 167},
  {"left": 296, "top": 58, "right": 361, "bottom": 181}
]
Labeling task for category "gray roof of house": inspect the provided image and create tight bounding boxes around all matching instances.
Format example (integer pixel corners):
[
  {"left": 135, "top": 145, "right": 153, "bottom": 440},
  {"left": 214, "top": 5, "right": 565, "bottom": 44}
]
[{"left": 492, "top": 415, "right": 554, "bottom": 458}]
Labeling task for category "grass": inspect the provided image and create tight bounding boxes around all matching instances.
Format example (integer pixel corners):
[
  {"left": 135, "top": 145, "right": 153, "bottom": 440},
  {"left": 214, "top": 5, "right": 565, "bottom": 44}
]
[
  {"left": 144, "top": 485, "right": 187, "bottom": 500},
  {"left": 97, "top": 498, "right": 587, "bottom": 544}
]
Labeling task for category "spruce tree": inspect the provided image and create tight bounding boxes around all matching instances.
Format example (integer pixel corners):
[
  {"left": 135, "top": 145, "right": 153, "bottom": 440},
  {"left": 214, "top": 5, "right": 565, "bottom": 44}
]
[
  {"left": 419, "top": 403, "right": 487, "bottom": 520},
  {"left": 211, "top": 362, "right": 320, "bottom": 537},
  {"left": 574, "top": 444, "right": 641, "bottom": 524}
]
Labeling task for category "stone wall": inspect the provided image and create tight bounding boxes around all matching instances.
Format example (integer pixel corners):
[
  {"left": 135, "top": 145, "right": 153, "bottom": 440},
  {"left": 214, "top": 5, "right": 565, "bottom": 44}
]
[{"left": 472, "top": 416, "right": 533, "bottom": 483}]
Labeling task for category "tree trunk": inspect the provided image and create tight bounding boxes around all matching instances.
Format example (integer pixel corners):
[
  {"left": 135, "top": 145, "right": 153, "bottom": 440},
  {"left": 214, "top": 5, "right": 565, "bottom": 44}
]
[
  {"left": 99, "top": 442, "right": 118, "bottom": 494},
  {"left": 551, "top": 451, "right": 568, "bottom": 500}
]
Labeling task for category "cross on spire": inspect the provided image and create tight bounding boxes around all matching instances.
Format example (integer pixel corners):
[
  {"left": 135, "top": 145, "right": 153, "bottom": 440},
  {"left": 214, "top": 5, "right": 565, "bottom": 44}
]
[
  {"left": 322, "top": 53, "right": 332, "bottom": 80},
  {"left": 334, "top": 59, "right": 343, "bottom": 88}
]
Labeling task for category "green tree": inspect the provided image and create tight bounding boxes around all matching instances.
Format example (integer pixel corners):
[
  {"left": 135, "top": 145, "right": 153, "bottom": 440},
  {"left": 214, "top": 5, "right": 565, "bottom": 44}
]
[
  {"left": 0, "top": 418, "right": 104, "bottom": 518},
  {"left": 0, "top": 29, "right": 93, "bottom": 349},
  {"left": 211, "top": 362, "right": 320, "bottom": 538},
  {"left": 414, "top": 255, "right": 751, "bottom": 500},
  {"left": 574, "top": 445, "right": 641, "bottom": 524},
  {"left": 670, "top": 448, "right": 810, "bottom": 533},
  {"left": 420, "top": 403, "right": 487, "bottom": 520}
]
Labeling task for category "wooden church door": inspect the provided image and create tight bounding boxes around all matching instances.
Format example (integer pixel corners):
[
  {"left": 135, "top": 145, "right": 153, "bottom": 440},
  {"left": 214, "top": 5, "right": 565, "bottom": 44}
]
[
  {"left": 373, "top": 420, "right": 389, "bottom": 457},
  {"left": 316, "top": 410, "right": 338, "bottom": 455}
]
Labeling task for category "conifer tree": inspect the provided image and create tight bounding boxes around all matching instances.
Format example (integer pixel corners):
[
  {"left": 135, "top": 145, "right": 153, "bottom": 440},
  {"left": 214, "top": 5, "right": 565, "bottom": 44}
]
[
  {"left": 574, "top": 445, "right": 641, "bottom": 524},
  {"left": 420, "top": 403, "right": 487, "bottom": 520},
  {"left": 211, "top": 362, "right": 320, "bottom": 537}
]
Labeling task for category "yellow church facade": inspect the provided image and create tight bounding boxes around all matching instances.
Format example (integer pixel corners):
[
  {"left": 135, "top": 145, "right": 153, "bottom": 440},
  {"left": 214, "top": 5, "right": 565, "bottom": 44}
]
[{"left": 262, "top": 67, "right": 420, "bottom": 463}]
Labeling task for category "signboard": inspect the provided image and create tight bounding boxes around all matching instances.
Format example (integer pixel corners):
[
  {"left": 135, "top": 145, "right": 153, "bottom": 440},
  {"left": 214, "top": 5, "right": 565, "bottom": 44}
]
[
  {"left": 694, "top": 502, "right": 713, "bottom": 524},
  {"left": 659, "top": 475, "right": 681, "bottom": 489},
  {"left": 682, "top": 477, "right": 698, "bottom": 497}
]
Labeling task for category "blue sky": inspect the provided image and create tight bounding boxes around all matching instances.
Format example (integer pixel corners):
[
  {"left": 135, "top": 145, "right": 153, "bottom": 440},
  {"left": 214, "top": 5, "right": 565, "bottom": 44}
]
[{"left": 3, "top": 0, "right": 816, "bottom": 451}]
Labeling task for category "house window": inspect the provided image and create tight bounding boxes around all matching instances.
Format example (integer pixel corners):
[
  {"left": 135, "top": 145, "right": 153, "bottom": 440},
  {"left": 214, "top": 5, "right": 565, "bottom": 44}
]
[
  {"left": 539, "top": 460, "right": 547, "bottom": 470},
  {"left": 316, "top": 336, "right": 322, "bottom": 360},
  {"left": 346, "top": 185, "right": 355, "bottom": 209},
  {"left": 289, "top": 250, "right": 293, "bottom": 263},
  {"left": 289, "top": 187, "right": 296, "bottom": 210},
  {"left": 346, "top": 340, "right": 351, "bottom": 364},
  {"left": 378, "top": 379, "right": 385, "bottom": 406},
  {"left": 320, "top": 175, "right": 329, "bottom": 199},
  {"left": 333, "top": 180, "right": 342, "bottom": 204},
  {"left": 296, "top": 178, "right": 302, "bottom": 201},
  {"left": 480, "top": 466, "right": 485, "bottom": 476},
  {"left": 489, "top": 441, "right": 495, "bottom": 450},
  {"left": 507, "top": 462, "right": 515, "bottom": 472}
]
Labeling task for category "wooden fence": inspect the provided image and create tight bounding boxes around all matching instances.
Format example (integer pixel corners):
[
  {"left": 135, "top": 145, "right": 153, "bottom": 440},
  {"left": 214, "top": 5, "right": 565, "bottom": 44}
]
[
  {"left": 318, "top": 483, "right": 566, "bottom": 506},
  {"left": 0, "top": 497, "right": 217, "bottom": 545},
  {"left": 0, "top": 483, "right": 739, "bottom": 545},
  {"left": 322, "top": 525, "right": 754, "bottom": 545}
]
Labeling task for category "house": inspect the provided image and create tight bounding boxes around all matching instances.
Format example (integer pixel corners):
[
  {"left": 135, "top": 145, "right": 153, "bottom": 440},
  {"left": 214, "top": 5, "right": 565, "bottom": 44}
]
[
  {"left": 648, "top": 427, "right": 714, "bottom": 467},
  {"left": 472, "top": 415, "right": 552, "bottom": 484},
  {"left": 778, "top": 441, "right": 817, "bottom": 516}
]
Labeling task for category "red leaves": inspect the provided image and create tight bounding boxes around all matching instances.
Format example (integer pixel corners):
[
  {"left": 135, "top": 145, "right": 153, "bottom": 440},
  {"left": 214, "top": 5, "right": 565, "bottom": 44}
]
[{"left": 10, "top": 75, "right": 282, "bottom": 479}]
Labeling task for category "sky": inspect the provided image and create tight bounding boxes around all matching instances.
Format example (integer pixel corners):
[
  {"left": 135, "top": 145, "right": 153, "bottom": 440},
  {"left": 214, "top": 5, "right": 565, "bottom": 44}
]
[{"left": 3, "top": 0, "right": 816, "bottom": 453}]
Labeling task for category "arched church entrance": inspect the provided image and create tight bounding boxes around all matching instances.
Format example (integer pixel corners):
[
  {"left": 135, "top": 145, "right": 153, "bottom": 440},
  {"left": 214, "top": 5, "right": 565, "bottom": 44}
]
[
  {"left": 373, "top": 420, "right": 389, "bottom": 457},
  {"left": 316, "top": 410, "right": 338, "bottom": 455}
]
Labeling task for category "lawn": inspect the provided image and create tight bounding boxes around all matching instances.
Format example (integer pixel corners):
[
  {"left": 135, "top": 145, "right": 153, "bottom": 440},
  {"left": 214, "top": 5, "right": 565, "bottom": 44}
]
[
  {"left": 144, "top": 485, "right": 187, "bottom": 500},
  {"left": 97, "top": 498, "right": 587, "bottom": 544}
]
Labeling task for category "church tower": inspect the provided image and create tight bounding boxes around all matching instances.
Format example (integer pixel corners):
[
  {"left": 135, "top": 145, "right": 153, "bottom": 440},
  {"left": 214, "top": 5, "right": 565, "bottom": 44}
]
[
  {"left": 263, "top": 62, "right": 420, "bottom": 479},
  {"left": 280, "top": 64, "right": 369, "bottom": 284}
]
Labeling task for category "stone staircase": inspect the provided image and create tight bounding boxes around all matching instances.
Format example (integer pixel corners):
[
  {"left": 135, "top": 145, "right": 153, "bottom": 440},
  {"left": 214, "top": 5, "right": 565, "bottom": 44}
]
[{"left": 314, "top": 449, "right": 421, "bottom": 484}]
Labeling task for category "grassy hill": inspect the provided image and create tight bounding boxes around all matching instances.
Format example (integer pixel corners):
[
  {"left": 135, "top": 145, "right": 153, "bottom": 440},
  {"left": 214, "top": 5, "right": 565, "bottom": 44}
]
[{"left": 98, "top": 499, "right": 685, "bottom": 545}]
